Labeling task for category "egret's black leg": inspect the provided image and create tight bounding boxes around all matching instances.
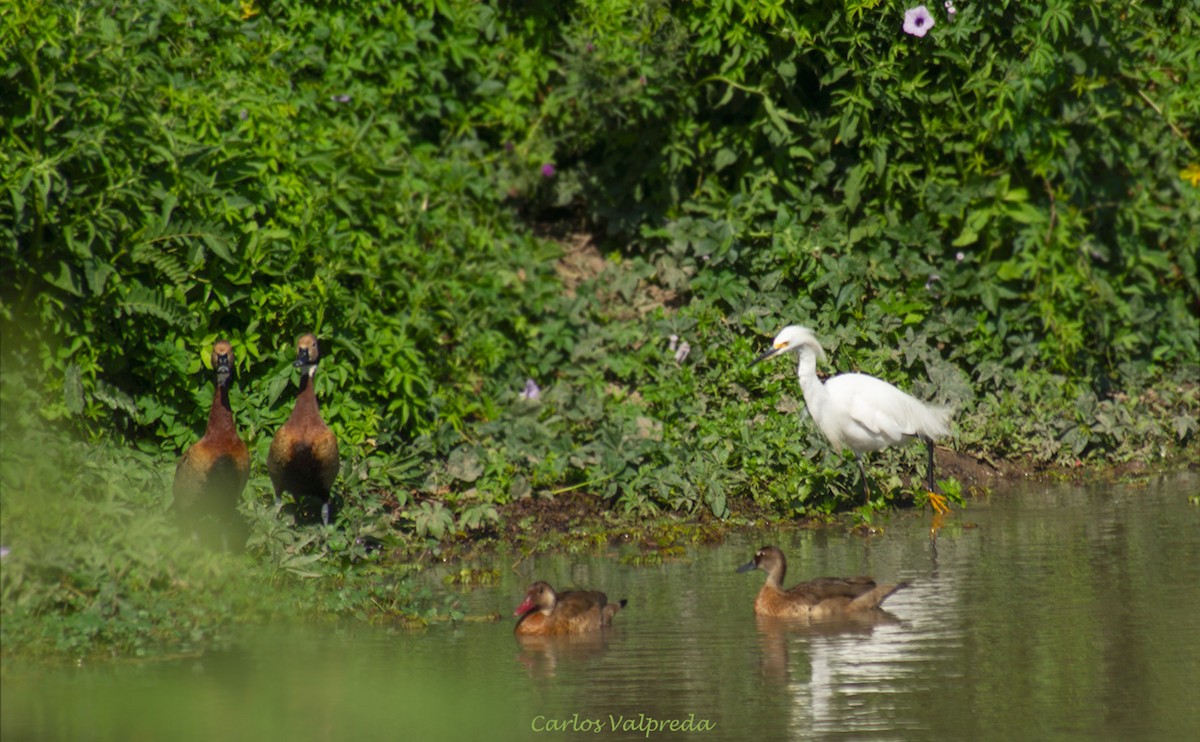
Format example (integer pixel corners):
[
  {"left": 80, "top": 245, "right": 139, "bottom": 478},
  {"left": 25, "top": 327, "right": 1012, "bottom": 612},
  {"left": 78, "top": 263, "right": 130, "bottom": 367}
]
[
  {"left": 856, "top": 455, "right": 870, "bottom": 505},
  {"left": 925, "top": 438, "right": 939, "bottom": 493},
  {"left": 923, "top": 438, "right": 951, "bottom": 514}
]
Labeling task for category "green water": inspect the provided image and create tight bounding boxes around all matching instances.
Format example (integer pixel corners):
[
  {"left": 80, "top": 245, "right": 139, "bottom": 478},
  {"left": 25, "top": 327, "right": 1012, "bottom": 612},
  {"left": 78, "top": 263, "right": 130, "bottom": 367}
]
[{"left": 4, "top": 473, "right": 1199, "bottom": 741}]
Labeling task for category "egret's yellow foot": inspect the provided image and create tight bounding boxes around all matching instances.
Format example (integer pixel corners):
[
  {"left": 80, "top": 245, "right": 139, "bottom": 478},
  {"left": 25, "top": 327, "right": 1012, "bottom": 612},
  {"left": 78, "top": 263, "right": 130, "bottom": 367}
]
[
  {"left": 929, "top": 511, "right": 947, "bottom": 541},
  {"left": 926, "top": 489, "right": 951, "bottom": 515}
]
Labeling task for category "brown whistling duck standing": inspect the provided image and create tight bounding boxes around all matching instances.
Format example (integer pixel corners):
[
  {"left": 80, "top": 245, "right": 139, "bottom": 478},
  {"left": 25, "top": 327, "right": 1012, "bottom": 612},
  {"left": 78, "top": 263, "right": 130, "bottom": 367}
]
[
  {"left": 268, "top": 333, "right": 340, "bottom": 526},
  {"left": 172, "top": 340, "right": 251, "bottom": 550},
  {"left": 737, "top": 546, "right": 909, "bottom": 619},
  {"left": 513, "top": 581, "right": 626, "bottom": 636}
]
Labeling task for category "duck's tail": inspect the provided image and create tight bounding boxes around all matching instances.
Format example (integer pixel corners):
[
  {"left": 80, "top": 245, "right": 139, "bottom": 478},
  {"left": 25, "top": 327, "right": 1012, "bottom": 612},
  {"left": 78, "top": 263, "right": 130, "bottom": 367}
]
[
  {"left": 602, "top": 598, "right": 628, "bottom": 625},
  {"left": 849, "top": 580, "right": 911, "bottom": 612}
]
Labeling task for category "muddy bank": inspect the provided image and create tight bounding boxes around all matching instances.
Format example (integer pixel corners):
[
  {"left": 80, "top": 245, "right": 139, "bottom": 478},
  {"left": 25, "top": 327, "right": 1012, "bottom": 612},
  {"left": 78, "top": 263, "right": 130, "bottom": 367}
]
[{"left": 411, "top": 445, "right": 1199, "bottom": 564}]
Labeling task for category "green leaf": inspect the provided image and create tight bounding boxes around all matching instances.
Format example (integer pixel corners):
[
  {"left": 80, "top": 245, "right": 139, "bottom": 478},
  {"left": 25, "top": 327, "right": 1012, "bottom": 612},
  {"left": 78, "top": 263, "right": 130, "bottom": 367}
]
[{"left": 63, "top": 364, "right": 84, "bottom": 415}]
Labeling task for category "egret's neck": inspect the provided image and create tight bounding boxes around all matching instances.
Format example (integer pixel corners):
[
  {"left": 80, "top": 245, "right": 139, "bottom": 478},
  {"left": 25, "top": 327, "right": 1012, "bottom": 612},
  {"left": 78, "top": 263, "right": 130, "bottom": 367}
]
[{"left": 795, "top": 348, "right": 828, "bottom": 412}]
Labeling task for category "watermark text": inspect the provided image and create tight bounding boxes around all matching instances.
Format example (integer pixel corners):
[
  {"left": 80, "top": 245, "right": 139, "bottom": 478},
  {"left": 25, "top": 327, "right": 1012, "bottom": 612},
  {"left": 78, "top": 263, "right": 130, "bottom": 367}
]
[{"left": 530, "top": 713, "right": 716, "bottom": 737}]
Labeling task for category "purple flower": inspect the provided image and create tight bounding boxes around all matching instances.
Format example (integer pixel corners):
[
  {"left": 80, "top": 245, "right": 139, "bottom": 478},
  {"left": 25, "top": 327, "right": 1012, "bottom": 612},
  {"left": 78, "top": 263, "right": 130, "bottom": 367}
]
[
  {"left": 955, "top": 251, "right": 965, "bottom": 263},
  {"left": 541, "top": 163, "right": 556, "bottom": 178},
  {"left": 520, "top": 378, "right": 540, "bottom": 400},
  {"left": 674, "top": 341, "right": 691, "bottom": 364},
  {"left": 330, "top": 94, "right": 351, "bottom": 103},
  {"left": 585, "top": 42, "right": 595, "bottom": 53},
  {"left": 504, "top": 141, "right": 515, "bottom": 153},
  {"left": 903, "top": 5, "right": 936, "bottom": 37},
  {"left": 238, "top": 109, "right": 248, "bottom": 120},
  {"left": 0, "top": 546, "right": 8, "bottom": 559}
]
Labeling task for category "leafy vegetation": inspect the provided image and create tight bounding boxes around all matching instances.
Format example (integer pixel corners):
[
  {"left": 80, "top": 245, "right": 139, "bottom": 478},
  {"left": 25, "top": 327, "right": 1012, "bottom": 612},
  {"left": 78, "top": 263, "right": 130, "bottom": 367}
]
[{"left": 2, "top": 0, "right": 1197, "bottom": 655}]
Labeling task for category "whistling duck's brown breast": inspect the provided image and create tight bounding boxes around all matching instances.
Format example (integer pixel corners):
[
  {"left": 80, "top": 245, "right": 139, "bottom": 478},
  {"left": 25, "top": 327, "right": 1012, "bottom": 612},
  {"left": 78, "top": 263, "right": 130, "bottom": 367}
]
[
  {"left": 737, "top": 546, "right": 909, "bottom": 619},
  {"left": 513, "top": 581, "right": 626, "bottom": 636},
  {"left": 268, "top": 333, "right": 340, "bottom": 525},
  {"left": 172, "top": 340, "right": 251, "bottom": 549}
]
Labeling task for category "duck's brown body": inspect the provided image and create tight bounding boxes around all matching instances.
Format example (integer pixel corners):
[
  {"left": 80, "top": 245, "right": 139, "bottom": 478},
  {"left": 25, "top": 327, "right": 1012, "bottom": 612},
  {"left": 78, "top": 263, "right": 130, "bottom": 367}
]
[
  {"left": 268, "top": 334, "right": 339, "bottom": 525},
  {"left": 513, "top": 581, "right": 625, "bottom": 636},
  {"left": 738, "top": 546, "right": 908, "bottom": 619},
  {"left": 173, "top": 341, "right": 250, "bottom": 549}
]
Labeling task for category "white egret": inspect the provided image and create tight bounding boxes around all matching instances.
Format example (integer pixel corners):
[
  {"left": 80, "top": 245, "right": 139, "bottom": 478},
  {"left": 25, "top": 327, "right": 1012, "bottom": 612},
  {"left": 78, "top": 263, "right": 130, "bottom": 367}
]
[{"left": 751, "top": 325, "right": 953, "bottom": 511}]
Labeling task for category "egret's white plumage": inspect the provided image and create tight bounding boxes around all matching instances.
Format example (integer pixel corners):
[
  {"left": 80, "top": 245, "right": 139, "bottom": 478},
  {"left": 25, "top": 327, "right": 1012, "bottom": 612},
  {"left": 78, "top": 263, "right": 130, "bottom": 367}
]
[{"left": 752, "top": 325, "right": 952, "bottom": 505}]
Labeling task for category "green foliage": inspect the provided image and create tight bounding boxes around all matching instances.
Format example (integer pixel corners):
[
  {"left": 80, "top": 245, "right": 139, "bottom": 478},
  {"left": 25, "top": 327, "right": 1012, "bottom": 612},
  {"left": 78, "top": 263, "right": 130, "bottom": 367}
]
[
  {"left": 557, "top": 2, "right": 1199, "bottom": 368},
  {"left": 1, "top": 0, "right": 563, "bottom": 449}
]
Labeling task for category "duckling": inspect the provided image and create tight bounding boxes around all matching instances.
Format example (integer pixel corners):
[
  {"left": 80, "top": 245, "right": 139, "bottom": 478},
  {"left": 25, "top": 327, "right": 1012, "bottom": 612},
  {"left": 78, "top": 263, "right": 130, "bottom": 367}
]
[
  {"left": 172, "top": 340, "right": 250, "bottom": 550},
  {"left": 268, "top": 333, "right": 340, "bottom": 525},
  {"left": 514, "top": 581, "right": 626, "bottom": 636},
  {"left": 737, "top": 546, "right": 909, "bottom": 619}
]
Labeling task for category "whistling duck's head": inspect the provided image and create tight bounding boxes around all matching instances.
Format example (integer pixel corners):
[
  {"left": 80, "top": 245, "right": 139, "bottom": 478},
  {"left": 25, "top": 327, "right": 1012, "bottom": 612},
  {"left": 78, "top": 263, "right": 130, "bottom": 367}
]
[
  {"left": 294, "top": 333, "right": 321, "bottom": 374},
  {"left": 211, "top": 340, "right": 236, "bottom": 387}
]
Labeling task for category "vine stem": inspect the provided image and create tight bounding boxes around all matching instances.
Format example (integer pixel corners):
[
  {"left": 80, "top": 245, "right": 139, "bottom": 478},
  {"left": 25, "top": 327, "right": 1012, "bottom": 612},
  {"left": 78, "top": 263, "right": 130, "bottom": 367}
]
[
  {"left": 545, "top": 471, "right": 618, "bottom": 497},
  {"left": 1136, "top": 88, "right": 1194, "bottom": 154}
]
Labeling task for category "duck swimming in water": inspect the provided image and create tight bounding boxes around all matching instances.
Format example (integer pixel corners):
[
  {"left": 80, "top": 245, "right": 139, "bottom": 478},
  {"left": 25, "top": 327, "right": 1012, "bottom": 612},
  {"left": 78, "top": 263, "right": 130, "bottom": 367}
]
[
  {"left": 737, "top": 545, "right": 909, "bottom": 619},
  {"left": 513, "top": 581, "right": 626, "bottom": 636}
]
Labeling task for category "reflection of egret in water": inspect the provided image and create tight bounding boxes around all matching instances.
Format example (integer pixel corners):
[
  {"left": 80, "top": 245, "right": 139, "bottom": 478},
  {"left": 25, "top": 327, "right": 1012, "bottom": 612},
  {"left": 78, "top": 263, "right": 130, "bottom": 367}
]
[{"left": 514, "top": 631, "right": 616, "bottom": 679}]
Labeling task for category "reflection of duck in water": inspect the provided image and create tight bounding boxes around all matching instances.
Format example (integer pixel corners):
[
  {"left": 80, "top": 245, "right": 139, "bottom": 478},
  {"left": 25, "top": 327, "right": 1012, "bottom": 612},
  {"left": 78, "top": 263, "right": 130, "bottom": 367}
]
[
  {"left": 737, "top": 546, "right": 909, "bottom": 619},
  {"left": 513, "top": 581, "right": 626, "bottom": 636},
  {"left": 515, "top": 631, "right": 616, "bottom": 679},
  {"left": 754, "top": 611, "right": 904, "bottom": 683}
]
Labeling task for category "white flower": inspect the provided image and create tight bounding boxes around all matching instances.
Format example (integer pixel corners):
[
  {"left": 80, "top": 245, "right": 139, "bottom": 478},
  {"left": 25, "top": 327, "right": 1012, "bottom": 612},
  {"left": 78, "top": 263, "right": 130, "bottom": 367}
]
[{"left": 903, "top": 5, "right": 936, "bottom": 37}]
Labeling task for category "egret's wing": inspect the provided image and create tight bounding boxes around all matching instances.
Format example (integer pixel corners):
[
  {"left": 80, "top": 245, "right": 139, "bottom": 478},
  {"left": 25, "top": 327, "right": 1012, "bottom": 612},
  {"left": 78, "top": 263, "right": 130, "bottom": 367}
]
[{"left": 827, "top": 374, "right": 919, "bottom": 448}]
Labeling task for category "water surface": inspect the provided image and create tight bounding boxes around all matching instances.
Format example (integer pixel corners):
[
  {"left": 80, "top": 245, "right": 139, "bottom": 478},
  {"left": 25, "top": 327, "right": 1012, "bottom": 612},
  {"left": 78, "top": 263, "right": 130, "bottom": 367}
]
[{"left": 4, "top": 473, "right": 1199, "bottom": 741}]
